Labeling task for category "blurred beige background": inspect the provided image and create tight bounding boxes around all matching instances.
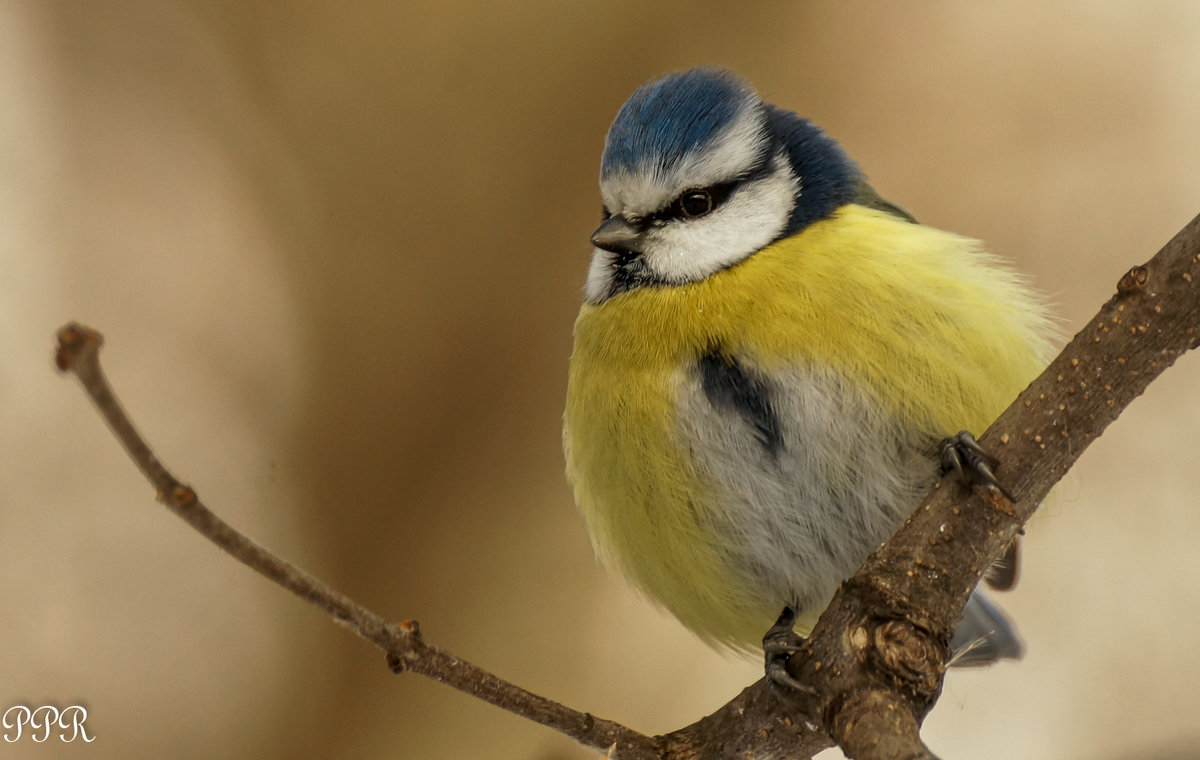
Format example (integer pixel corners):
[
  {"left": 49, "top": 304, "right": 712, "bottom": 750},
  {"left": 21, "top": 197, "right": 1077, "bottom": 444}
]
[{"left": 3, "top": 2, "right": 1200, "bottom": 758}]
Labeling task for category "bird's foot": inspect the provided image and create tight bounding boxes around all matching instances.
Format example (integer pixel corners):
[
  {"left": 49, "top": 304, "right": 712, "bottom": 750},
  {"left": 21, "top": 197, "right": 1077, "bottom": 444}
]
[
  {"left": 939, "top": 430, "right": 1014, "bottom": 502},
  {"left": 762, "top": 606, "right": 814, "bottom": 694}
]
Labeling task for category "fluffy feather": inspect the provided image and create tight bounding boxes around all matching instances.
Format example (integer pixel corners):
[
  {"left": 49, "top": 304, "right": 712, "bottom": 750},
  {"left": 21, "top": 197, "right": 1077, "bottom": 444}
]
[{"left": 565, "top": 204, "right": 1054, "bottom": 649}]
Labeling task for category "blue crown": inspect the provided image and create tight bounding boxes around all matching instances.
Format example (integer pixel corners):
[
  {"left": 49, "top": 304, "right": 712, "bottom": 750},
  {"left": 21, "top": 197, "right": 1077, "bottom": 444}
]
[{"left": 600, "top": 68, "right": 757, "bottom": 178}]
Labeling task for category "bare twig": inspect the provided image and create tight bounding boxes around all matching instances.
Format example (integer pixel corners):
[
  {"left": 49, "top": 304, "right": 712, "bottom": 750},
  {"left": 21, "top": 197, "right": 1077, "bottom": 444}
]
[
  {"left": 53, "top": 323, "right": 653, "bottom": 756},
  {"left": 54, "top": 210, "right": 1199, "bottom": 760}
]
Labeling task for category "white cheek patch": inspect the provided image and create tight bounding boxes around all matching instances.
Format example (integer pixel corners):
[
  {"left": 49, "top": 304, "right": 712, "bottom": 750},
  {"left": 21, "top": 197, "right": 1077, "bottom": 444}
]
[
  {"left": 584, "top": 153, "right": 798, "bottom": 302},
  {"left": 642, "top": 154, "right": 797, "bottom": 282},
  {"left": 584, "top": 249, "right": 617, "bottom": 303},
  {"left": 600, "top": 106, "right": 768, "bottom": 217}
]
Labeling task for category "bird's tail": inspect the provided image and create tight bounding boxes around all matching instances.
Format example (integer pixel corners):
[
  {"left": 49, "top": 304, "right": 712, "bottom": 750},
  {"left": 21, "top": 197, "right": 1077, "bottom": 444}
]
[{"left": 949, "top": 591, "right": 1024, "bottom": 667}]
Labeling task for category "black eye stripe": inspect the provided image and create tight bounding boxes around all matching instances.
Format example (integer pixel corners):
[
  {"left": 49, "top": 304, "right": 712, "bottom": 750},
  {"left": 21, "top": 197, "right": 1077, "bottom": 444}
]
[
  {"left": 644, "top": 180, "right": 739, "bottom": 225},
  {"left": 618, "top": 145, "right": 781, "bottom": 230},
  {"left": 667, "top": 144, "right": 782, "bottom": 222}
]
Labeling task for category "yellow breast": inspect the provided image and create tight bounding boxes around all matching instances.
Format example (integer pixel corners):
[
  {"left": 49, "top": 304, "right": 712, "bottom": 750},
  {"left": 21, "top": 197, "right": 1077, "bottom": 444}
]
[{"left": 564, "top": 204, "right": 1053, "bottom": 646}]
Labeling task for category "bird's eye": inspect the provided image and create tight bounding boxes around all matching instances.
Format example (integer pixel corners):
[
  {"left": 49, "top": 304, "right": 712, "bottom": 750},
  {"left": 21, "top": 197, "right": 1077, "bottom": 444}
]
[
  {"left": 601, "top": 206, "right": 612, "bottom": 220},
  {"left": 678, "top": 189, "right": 714, "bottom": 218}
]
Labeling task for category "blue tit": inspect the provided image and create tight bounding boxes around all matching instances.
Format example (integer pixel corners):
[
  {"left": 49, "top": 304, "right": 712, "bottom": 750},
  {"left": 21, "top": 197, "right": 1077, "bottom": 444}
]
[{"left": 563, "top": 67, "right": 1055, "bottom": 666}]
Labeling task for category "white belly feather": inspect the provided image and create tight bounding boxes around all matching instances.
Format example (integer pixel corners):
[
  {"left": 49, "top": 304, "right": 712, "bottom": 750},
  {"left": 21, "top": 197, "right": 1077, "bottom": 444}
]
[{"left": 674, "top": 360, "right": 938, "bottom": 627}]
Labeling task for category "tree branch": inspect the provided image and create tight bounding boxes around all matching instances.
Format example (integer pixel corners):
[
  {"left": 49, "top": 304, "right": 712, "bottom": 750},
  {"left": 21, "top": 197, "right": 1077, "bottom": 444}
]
[
  {"left": 53, "top": 323, "right": 654, "bottom": 757},
  {"left": 54, "top": 210, "right": 1199, "bottom": 759},
  {"left": 652, "top": 210, "right": 1200, "bottom": 758}
]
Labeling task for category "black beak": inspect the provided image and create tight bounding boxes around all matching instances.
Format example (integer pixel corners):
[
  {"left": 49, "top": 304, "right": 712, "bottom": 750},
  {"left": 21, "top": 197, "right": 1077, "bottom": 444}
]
[{"left": 590, "top": 216, "right": 647, "bottom": 256}]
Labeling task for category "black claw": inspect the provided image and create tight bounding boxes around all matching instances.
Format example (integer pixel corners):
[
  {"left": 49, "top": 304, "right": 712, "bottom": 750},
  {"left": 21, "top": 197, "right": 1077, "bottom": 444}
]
[
  {"left": 762, "top": 606, "right": 815, "bottom": 694},
  {"left": 939, "top": 430, "right": 1015, "bottom": 502}
]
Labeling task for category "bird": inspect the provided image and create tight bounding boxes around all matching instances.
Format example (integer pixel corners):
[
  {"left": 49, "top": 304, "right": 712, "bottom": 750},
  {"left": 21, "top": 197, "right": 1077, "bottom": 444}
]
[{"left": 563, "top": 67, "right": 1054, "bottom": 672}]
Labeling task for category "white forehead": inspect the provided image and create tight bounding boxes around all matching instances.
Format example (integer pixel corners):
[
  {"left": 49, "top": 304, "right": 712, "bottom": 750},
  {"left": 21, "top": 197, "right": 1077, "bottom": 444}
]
[{"left": 599, "top": 106, "right": 768, "bottom": 217}]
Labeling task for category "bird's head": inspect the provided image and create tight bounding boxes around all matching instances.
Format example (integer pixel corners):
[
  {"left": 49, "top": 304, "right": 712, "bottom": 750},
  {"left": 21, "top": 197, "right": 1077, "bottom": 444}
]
[{"left": 586, "top": 67, "right": 866, "bottom": 304}]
